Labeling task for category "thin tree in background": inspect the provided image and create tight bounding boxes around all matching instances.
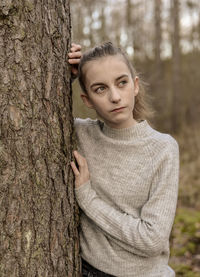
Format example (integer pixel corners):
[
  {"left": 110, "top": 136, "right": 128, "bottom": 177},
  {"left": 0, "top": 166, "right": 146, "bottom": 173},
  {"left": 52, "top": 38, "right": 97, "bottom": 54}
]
[
  {"left": 154, "top": 0, "right": 162, "bottom": 80},
  {"left": 171, "top": 0, "right": 182, "bottom": 132},
  {"left": 100, "top": 6, "right": 107, "bottom": 42},
  {"left": 126, "top": 0, "right": 132, "bottom": 47},
  {"left": 132, "top": 1, "right": 144, "bottom": 60},
  {"left": 199, "top": 1, "right": 200, "bottom": 42},
  {"left": 0, "top": 1, "right": 80, "bottom": 276},
  {"left": 153, "top": 0, "right": 164, "bottom": 124}
]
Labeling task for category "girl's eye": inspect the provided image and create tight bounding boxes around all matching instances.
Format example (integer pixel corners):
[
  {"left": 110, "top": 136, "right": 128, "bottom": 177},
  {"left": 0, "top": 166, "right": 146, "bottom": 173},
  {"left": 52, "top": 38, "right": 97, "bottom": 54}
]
[
  {"left": 118, "top": 80, "right": 127, "bottom": 87},
  {"left": 95, "top": 86, "right": 105, "bottom": 93}
]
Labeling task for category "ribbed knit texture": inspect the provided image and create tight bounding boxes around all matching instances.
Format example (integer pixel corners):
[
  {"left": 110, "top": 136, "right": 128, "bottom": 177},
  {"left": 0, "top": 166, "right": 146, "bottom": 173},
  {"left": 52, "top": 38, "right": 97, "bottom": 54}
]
[{"left": 74, "top": 118, "right": 179, "bottom": 277}]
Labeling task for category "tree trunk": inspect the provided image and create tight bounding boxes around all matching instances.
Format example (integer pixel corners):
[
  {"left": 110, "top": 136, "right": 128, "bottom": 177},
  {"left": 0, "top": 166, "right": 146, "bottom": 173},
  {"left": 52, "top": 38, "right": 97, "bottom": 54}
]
[
  {"left": 171, "top": 0, "right": 181, "bottom": 132},
  {"left": 154, "top": 0, "right": 162, "bottom": 79},
  {"left": 0, "top": 1, "right": 80, "bottom": 276},
  {"left": 153, "top": 0, "right": 165, "bottom": 127}
]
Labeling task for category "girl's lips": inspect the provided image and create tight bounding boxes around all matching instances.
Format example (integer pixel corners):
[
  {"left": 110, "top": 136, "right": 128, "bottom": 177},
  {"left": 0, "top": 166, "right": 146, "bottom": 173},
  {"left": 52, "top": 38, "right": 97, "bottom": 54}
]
[{"left": 111, "top": 107, "right": 125, "bottom": 112}]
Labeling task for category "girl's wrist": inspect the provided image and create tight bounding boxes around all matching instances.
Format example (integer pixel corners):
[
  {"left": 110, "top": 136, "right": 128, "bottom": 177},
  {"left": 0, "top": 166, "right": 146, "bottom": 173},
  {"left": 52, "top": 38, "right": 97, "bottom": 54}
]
[{"left": 75, "top": 179, "right": 90, "bottom": 190}]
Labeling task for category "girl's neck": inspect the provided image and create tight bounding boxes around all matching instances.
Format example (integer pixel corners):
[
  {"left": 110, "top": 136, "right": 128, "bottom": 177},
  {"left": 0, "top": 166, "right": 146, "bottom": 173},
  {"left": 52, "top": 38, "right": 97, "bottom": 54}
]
[
  {"left": 104, "top": 118, "right": 138, "bottom": 130},
  {"left": 101, "top": 120, "right": 153, "bottom": 141}
]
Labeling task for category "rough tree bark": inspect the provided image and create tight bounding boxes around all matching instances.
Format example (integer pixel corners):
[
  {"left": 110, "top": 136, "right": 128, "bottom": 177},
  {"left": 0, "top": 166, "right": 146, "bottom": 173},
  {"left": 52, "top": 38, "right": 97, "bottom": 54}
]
[{"left": 0, "top": 1, "right": 80, "bottom": 276}]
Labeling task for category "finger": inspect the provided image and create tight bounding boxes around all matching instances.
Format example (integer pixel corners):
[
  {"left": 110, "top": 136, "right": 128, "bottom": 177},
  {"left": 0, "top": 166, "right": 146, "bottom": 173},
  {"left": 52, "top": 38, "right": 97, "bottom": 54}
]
[
  {"left": 73, "top": 150, "right": 82, "bottom": 164},
  {"left": 68, "top": 51, "right": 82, "bottom": 58},
  {"left": 68, "top": 58, "right": 80, "bottom": 65},
  {"left": 75, "top": 153, "right": 89, "bottom": 172},
  {"left": 70, "top": 161, "right": 80, "bottom": 176},
  {"left": 74, "top": 150, "right": 82, "bottom": 159},
  {"left": 71, "top": 44, "right": 81, "bottom": 51},
  {"left": 73, "top": 151, "right": 86, "bottom": 168}
]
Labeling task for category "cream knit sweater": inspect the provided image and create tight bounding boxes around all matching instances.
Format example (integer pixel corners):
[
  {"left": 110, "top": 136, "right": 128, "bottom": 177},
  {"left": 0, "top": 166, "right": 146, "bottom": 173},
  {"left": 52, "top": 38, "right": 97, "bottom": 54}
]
[{"left": 74, "top": 118, "right": 179, "bottom": 277}]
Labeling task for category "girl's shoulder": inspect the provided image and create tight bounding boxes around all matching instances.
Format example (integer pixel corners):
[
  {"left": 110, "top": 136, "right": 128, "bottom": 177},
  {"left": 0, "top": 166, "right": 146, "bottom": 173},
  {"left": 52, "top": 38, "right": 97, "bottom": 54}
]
[{"left": 149, "top": 127, "right": 179, "bottom": 157}]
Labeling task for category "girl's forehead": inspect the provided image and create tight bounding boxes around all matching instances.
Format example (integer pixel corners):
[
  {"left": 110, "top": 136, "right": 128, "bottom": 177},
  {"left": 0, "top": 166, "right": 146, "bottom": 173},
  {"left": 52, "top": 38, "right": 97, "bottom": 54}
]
[
  {"left": 86, "top": 54, "right": 126, "bottom": 67},
  {"left": 83, "top": 55, "right": 131, "bottom": 79}
]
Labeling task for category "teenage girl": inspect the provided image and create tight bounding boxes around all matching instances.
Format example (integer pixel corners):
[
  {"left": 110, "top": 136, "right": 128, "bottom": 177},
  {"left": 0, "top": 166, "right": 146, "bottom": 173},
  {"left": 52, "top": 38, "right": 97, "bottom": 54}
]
[{"left": 68, "top": 42, "right": 179, "bottom": 277}]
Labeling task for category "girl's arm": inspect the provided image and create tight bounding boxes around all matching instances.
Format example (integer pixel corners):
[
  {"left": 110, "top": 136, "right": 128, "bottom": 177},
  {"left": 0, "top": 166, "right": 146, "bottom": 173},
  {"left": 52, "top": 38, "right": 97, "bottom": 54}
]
[{"left": 72, "top": 139, "right": 179, "bottom": 258}]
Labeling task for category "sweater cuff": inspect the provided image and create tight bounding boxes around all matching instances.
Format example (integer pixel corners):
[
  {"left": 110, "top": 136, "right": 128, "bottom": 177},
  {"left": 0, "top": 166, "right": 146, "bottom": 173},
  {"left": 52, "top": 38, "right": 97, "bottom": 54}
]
[{"left": 75, "top": 180, "right": 91, "bottom": 207}]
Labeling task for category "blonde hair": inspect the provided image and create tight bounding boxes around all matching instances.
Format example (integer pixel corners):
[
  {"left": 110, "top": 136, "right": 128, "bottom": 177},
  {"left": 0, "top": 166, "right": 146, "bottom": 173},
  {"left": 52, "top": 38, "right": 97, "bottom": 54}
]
[{"left": 78, "top": 42, "right": 154, "bottom": 122}]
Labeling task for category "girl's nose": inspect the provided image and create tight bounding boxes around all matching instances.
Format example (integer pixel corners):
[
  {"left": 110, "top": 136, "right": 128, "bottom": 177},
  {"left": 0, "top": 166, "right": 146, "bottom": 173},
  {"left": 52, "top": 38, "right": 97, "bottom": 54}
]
[{"left": 109, "top": 88, "right": 121, "bottom": 103}]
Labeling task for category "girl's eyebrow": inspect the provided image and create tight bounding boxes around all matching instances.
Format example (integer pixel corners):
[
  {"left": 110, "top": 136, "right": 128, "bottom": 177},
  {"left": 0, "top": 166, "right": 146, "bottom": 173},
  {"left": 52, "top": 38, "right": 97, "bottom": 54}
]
[
  {"left": 90, "top": 82, "right": 105, "bottom": 89},
  {"left": 90, "top": 74, "right": 129, "bottom": 89},
  {"left": 116, "top": 74, "right": 129, "bottom": 81}
]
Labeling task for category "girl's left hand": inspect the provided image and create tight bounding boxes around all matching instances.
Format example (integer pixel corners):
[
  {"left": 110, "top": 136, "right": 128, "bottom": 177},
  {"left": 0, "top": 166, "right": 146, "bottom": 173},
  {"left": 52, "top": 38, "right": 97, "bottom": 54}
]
[
  {"left": 70, "top": 151, "right": 90, "bottom": 189},
  {"left": 68, "top": 43, "right": 82, "bottom": 78}
]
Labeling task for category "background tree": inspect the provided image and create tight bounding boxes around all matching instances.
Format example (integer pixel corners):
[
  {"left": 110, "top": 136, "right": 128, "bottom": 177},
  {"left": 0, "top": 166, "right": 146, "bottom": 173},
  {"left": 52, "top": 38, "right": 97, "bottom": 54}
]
[
  {"left": 0, "top": 1, "right": 80, "bottom": 276},
  {"left": 171, "top": 0, "right": 182, "bottom": 132},
  {"left": 154, "top": 0, "right": 162, "bottom": 84},
  {"left": 152, "top": 0, "right": 164, "bottom": 126}
]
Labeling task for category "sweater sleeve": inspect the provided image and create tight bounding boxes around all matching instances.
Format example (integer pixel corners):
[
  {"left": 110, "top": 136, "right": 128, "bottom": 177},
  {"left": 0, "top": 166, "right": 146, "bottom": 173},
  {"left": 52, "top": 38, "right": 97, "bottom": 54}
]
[{"left": 75, "top": 139, "right": 179, "bottom": 257}]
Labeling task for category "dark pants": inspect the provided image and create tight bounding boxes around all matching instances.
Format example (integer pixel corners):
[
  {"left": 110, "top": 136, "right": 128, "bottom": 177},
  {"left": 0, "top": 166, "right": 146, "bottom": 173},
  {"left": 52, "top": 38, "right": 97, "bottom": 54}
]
[{"left": 82, "top": 259, "right": 116, "bottom": 277}]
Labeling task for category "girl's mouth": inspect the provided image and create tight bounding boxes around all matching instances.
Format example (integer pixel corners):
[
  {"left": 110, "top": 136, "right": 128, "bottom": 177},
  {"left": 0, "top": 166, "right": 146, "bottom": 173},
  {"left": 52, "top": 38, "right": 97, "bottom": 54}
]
[{"left": 111, "top": 107, "right": 125, "bottom": 112}]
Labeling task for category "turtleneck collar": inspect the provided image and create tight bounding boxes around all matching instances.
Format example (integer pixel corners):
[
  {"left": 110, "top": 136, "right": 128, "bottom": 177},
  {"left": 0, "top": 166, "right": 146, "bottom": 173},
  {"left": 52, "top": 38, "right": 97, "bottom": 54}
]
[{"left": 100, "top": 120, "right": 154, "bottom": 141}]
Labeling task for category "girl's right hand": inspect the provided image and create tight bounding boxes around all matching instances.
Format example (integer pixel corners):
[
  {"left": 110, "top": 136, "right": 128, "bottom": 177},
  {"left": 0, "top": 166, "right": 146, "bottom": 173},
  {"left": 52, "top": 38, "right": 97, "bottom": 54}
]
[
  {"left": 68, "top": 43, "right": 82, "bottom": 79},
  {"left": 70, "top": 151, "right": 90, "bottom": 189}
]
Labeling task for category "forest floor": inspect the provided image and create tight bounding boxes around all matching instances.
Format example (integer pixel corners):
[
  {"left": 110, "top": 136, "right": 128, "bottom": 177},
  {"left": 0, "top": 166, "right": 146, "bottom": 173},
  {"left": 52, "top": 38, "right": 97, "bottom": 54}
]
[{"left": 169, "top": 126, "right": 200, "bottom": 277}]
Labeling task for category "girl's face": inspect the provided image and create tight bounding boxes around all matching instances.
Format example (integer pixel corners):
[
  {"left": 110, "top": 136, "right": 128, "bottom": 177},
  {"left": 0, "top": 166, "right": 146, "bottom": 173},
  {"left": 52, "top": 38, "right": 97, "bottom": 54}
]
[{"left": 81, "top": 55, "right": 139, "bottom": 129}]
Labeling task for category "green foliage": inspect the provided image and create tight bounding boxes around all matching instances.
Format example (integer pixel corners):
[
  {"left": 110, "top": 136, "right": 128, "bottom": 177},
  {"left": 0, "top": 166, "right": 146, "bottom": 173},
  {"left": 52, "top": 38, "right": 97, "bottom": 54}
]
[
  {"left": 170, "top": 203, "right": 200, "bottom": 275},
  {"left": 171, "top": 208, "right": 200, "bottom": 256},
  {"left": 169, "top": 128, "right": 200, "bottom": 275},
  {"left": 170, "top": 263, "right": 200, "bottom": 277}
]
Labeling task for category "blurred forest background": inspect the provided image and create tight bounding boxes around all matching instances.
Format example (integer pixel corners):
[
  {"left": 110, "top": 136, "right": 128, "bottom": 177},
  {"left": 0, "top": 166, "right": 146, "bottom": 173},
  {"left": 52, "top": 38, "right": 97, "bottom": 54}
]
[{"left": 70, "top": 0, "right": 200, "bottom": 276}]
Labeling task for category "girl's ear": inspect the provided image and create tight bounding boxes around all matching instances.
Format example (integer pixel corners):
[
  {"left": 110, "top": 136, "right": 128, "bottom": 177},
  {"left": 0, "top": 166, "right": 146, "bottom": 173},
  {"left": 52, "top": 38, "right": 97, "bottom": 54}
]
[
  {"left": 80, "top": 93, "right": 94, "bottom": 109},
  {"left": 134, "top": 76, "right": 139, "bottom": 96}
]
